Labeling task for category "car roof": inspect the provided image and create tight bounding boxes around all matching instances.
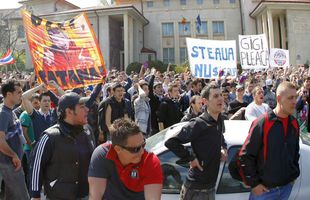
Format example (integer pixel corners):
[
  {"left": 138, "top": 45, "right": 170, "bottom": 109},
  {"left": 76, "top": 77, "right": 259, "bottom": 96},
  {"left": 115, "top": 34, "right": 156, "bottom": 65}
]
[{"left": 147, "top": 120, "right": 253, "bottom": 154}]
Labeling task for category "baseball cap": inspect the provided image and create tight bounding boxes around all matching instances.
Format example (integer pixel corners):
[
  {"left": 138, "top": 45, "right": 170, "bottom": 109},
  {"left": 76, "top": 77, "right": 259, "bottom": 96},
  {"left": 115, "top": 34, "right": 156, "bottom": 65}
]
[
  {"left": 58, "top": 92, "right": 89, "bottom": 114},
  {"left": 153, "top": 81, "right": 162, "bottom": 88},
  {"left": 266, "top": 79, "right": 273, "bottom": 86}
]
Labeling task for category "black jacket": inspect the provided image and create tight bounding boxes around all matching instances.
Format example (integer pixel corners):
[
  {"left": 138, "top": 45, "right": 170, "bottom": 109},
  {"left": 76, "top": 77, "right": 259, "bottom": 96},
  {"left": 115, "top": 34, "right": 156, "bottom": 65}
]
[
  {"left": 240, "top": 111, "right": 300, "bottom": 188},
  {"left": 30, "top": 120, "right": 95, "bottom": 199},
  {"left": 148, "top": 75, "right": 162, "bottom": 132},
  {"left": 158, "top": 97, "right": 183, "bottom": 129},
  {"left": 165, "top": 112, "right": 227, "bottom": 189}
]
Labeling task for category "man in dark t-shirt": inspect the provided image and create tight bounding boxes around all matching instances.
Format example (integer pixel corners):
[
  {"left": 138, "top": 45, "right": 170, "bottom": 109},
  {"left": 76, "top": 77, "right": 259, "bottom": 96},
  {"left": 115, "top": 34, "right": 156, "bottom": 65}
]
[
  {"left": 0, "top": 81, "right": 29, "bottom": 199},
  {"left": 228, "top": 84, "right": 248, "bottom": 119},
  {"left": 88, "top": 119, "right": 163, "bottom": 200}
]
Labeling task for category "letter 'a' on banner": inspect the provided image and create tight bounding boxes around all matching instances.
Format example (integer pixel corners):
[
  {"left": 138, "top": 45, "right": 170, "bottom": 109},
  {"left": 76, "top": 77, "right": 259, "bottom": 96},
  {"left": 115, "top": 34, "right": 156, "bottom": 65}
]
[
  {"left": 239, "top": 34, "right": 269, "bottom": 69},
  {"left": 186, "top": 38, "right": 237, "bottom": 79},
  {"left": 21, "top": 10, "right": 107, "bottom": 90},
  {"left": 269, "top": 48, "right": 289, "bottom": 68}
]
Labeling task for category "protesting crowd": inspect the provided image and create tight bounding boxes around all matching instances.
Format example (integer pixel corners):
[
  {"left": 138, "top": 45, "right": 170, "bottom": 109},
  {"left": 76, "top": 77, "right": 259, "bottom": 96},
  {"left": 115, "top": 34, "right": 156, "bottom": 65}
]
[{"left": 0, "top": 62, "right": 308, "bottom": 200}]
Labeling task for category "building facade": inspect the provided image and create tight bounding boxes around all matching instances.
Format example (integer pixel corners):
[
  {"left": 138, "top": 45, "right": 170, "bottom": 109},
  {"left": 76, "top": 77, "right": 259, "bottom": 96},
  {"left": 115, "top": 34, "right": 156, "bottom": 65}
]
[{"left": 3, "top": 0, "right": 310, "bottom": 70}]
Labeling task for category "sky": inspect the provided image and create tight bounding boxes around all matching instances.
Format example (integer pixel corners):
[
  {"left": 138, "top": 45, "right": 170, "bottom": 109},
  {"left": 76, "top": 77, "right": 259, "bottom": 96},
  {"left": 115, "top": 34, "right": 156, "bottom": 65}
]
[{"left": 0, "top": 0, "right": 102, "bottom": 9}]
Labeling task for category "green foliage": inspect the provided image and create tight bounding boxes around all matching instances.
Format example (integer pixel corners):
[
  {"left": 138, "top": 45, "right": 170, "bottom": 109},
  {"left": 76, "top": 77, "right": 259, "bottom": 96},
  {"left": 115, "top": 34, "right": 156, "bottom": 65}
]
[
  {"left": 174, "top": 65, "right": 188, "bottom": 74},
  {"left": 0, "top": 50, "right": 26, "bottom": 72},
  {"left": 148, "top": 60, "right": 166, "bottom": 73},
  {"left": 126, "top": 62, "right": 142, "bottom": 74},
  {"left": 174, "top": 60, "right": 189, "bottom": 74},
  {"left": 14, "top": 51, "right": 26, "bottom": 71}
]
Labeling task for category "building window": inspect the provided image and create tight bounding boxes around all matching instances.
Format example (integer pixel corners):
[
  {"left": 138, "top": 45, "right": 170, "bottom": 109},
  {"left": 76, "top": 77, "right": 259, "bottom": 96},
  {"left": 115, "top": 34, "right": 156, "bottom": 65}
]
[
  {"left": 17, "top": 25, "right": 25, "bottom": 38},
  {"left": 213, "top": 21, "right": 224, "bottom": 35},
  {"left": 162, "top": 23, "right": 174, "bottom": 37},
  {"left": 163, "top": 0, "right": 170, "bottom": 7},
  {"left": 180, "top": 0, "right": 186, "bottom": 5},
  {"left": 213, "top": 0, "right": 220, "bottom": 4},
  {"left": 229, "top": 0, "right": 236, "bottom": 3},
  {"left": 196, "top": 21, "right": 208, "bottom": 35},
  {"left": 163, "top": 48, "right": 175, "bottom": 64},
  {"left": 147, "top": 1, "right": 154, "bottom": 7},
  {"left": 179, "top": 22, "right": 191, "bottom": 36},
  {"left": 196, "top": 0, "right": 203, "bottom": 5},
  {"left": 180, "top": 48, "right": 188, "bottom": 63}
]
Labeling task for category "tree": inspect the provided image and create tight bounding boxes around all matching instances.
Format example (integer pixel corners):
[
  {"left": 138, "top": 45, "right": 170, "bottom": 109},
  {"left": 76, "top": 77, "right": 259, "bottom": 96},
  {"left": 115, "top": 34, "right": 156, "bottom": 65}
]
[{"left": 0, "top": 8, "right": 26, "bottom": 71}]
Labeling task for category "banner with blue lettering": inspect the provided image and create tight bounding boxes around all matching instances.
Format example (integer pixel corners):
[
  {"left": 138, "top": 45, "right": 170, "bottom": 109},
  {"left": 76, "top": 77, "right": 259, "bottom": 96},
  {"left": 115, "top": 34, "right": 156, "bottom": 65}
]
[
  {"left": 269, "top": 48, "right": 289, "bottom": 68},
  {"left": 186, "top": 38, "right": 237, "bottom": 79},
  {"left": 239, "top": 34, "right": 269, "bottom": 69}
]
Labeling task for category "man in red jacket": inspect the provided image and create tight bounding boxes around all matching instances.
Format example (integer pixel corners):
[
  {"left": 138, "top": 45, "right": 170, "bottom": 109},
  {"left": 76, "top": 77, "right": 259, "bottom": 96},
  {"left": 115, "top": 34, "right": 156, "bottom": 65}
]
[{"left": 240, "top": 81, "right": 300, "bottom": 200}]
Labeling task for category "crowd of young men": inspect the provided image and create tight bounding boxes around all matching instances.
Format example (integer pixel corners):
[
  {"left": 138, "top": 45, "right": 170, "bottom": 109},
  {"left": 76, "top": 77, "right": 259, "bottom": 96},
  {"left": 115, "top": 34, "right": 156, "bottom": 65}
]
[{"left": 0, "top": 64, "right": 308, "bottom": 200}]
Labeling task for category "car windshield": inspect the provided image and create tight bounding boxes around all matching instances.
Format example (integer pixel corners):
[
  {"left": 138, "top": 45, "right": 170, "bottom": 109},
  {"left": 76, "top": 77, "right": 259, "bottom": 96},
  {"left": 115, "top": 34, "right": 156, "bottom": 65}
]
[{"left": 146, "top": 122, "right": 187, "bottom": 152}]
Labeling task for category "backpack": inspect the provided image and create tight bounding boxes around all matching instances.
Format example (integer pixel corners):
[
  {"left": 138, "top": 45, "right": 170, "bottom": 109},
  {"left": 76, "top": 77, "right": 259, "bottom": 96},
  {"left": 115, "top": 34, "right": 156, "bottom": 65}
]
[
  {"left": 228, "top": 113, "right": 299, "bottom": 182},
  {"left": 228, "top": 113, "right": 274, "bottom": 182}
]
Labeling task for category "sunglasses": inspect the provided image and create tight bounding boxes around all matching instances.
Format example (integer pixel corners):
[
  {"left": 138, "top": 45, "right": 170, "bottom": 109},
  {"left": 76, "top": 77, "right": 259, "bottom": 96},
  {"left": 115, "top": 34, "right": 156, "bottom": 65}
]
[{"left": 119, "top": 140, "right": 146, "bottom": 154}]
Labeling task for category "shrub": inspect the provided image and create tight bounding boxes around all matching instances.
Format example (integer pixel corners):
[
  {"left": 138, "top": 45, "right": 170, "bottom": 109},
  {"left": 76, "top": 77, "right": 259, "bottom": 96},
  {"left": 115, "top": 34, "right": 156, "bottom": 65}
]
[{"left": 126, "top": 62, "right": 142, "bottom": 74}]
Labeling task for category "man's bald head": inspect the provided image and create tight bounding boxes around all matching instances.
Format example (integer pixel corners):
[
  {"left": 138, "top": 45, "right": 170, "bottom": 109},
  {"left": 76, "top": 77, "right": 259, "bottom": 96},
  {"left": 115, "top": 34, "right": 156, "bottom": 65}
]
[
  {"left": 276, "top": 81, "right": 296, "bottom": 97},
  {"left": 275, "top": 81, "right": 297, "bottom": 116}
]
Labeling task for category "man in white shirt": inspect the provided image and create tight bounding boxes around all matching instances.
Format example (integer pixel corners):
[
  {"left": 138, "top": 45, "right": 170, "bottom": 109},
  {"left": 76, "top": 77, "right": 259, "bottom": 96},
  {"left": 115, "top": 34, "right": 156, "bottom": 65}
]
[{"left": 245, "top": 86, "right": 270, "bottom": 121}]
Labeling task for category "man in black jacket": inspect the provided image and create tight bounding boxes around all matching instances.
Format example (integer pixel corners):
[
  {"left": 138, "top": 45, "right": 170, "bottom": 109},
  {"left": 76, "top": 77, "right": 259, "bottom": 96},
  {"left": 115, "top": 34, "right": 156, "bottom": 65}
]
[
  {"left": 158, "top": 83, "right": 183, "bottom": 131},
  {"left": 165, "top": 84, "right": 227, "bottom": 200},
  {"left": 148, "top": 69, "right": 163, "bottom": 135},
  {"left": 29, "top": 92, "right": 95, "bottom": 200},
  {"left": 240, "top": 81, "right": 300, "bottom": 200}
]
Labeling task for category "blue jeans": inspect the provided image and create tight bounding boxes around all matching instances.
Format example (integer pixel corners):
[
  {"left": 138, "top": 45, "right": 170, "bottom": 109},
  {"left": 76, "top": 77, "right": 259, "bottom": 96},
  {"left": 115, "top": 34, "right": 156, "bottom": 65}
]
[
  {"left": 0, "top": 162, "right": 29, "bottom": 200},
  {"left": 249, "top": 182, "right": 293, "bottom": 200}
]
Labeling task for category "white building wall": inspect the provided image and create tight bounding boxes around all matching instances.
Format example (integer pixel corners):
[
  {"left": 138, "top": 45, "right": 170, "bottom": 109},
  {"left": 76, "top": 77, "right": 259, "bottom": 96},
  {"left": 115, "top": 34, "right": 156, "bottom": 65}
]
[
  {"left": 241, "top": 0, "right": 259, "bottom": 34},
  {"left": 286, "top": 9, "right": 310, "bottom": 65},
  {"left": 143, "top": 0, "right": 242, "bottom": 64}
]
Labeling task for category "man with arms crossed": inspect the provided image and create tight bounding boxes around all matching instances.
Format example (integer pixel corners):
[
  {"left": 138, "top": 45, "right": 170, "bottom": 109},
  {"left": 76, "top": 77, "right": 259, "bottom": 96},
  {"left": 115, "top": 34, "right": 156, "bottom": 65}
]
[{"left": 88, "top": 118, "right": 162, "bottom": 200}]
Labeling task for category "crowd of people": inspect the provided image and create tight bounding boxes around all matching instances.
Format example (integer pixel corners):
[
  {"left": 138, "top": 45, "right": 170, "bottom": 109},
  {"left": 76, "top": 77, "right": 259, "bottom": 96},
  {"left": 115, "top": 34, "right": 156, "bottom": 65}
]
[{"left": 0, "top": 63, "right": 308, "bottom": 200}]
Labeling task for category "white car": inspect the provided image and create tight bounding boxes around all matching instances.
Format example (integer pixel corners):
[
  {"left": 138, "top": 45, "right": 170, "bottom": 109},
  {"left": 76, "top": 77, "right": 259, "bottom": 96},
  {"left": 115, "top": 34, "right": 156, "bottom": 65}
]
[{"left": 145, "top": 120, "right": 310, "bottom": 200}]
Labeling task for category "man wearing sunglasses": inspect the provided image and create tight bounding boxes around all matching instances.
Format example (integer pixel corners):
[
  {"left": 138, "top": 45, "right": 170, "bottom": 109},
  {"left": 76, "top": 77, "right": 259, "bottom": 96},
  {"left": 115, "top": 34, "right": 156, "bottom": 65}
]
[{"left": 88, "top": 118, "right": 163, "bottom": 200}]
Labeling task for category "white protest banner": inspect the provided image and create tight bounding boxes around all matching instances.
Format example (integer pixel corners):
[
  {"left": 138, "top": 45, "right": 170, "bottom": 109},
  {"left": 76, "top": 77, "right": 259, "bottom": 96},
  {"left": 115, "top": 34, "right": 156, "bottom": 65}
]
[
  {"left": 269, "top": 48, "right": 289, "bottom": 68},
  {"left": 186, "top": 38, "right": 237, "bottom": 79},
  {"left": 239, "top": 34, "right": 269, "bottom": 69}
]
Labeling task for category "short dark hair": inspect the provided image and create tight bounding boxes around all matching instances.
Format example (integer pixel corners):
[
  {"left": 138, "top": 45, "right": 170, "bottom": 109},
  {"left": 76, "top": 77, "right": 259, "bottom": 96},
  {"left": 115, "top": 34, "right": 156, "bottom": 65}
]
[
  {"left": 222, "top": 88, "right": 230, "bottom": 94},
  {"left": 304, "top": 77, "right": 310, "bottom": 82},
  {"left": 201, "top": 84, "right": 220, "bottom": 100},
  {"left": 110, "top": 118, "right": 141, "bottom": 147},
  {"left": 1, "top": 80, "right": 21, "bottom": 98},
  {"left": 192, "top": 79, "right": 201, "bottom": 86},
  {"left": 112, "top": 83, "right": 123, "bottom": 91},
  {"left": 39, "top": 92, "right": 50, "bottom": 101},
  {"left": 31, "top": 93, "right": 40, "bottom": 102},
  {"left": 58, "top": 104, "right": 76, "bottom": 121}
]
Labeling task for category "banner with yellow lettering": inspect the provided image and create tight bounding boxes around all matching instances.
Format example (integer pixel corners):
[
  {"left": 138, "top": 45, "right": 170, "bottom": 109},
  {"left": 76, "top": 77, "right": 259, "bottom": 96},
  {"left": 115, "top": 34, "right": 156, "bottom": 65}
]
[{"left": 22, "top": 10, "right": 106, "bottom": 90}]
